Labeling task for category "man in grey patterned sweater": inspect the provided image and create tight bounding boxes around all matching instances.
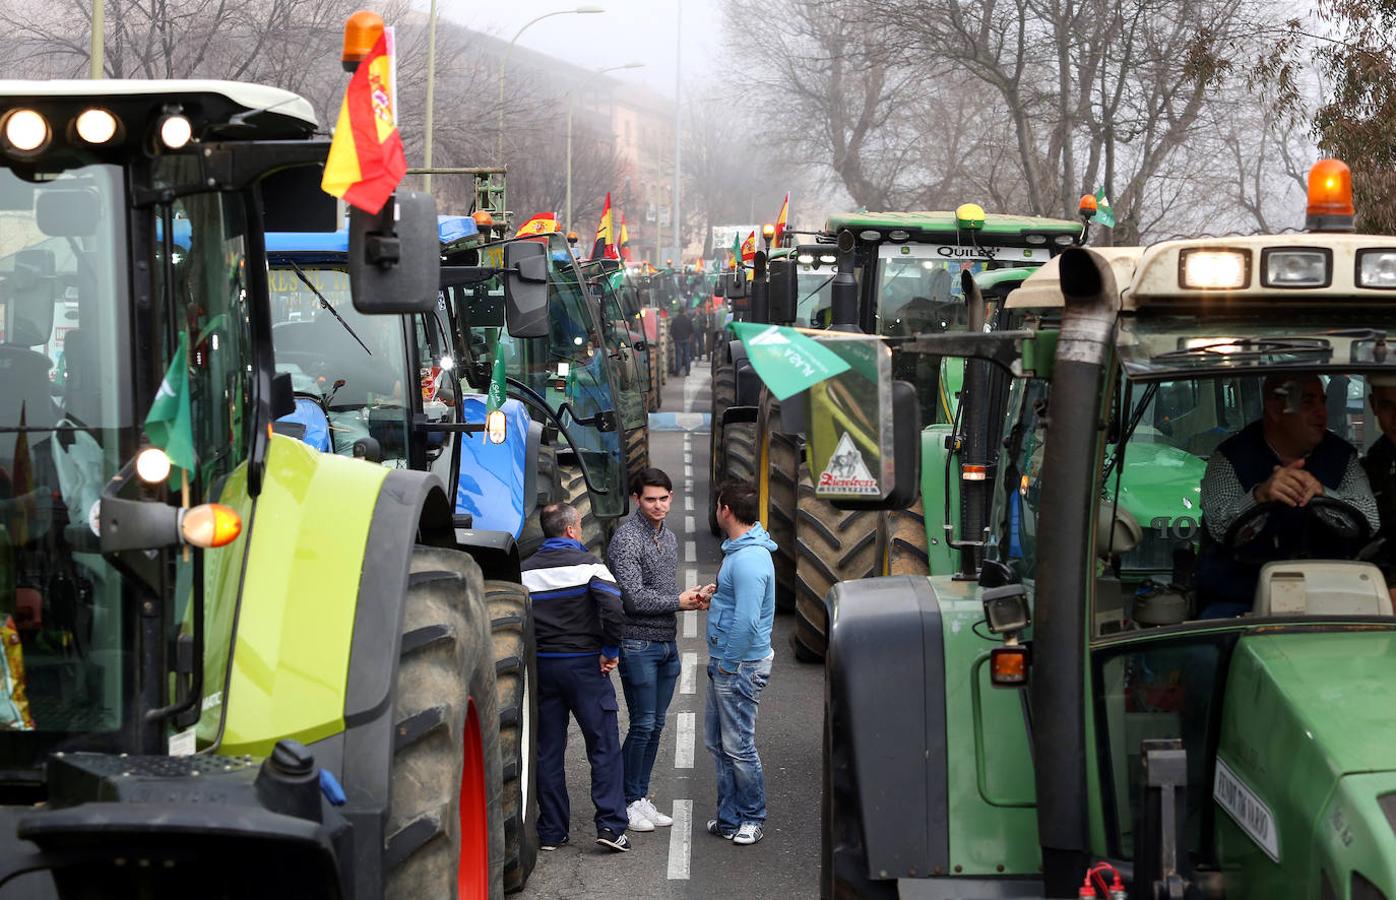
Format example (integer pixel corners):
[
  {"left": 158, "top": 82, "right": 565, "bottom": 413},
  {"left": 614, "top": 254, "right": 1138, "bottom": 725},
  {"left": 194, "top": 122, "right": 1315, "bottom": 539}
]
[{"left": 606, "top": 467, "right": 712, "bottom": 832}]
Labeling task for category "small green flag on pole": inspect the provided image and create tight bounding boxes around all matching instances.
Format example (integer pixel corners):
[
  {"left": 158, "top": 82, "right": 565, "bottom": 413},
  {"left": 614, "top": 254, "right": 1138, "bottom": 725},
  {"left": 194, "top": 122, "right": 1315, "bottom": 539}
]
[
  {"left": 144, "top": 332, "right": 196, "bottom": 479},
  {"left": 726, "top": 322, "right": 851, "bottom": 400},
  {"left": 1094, "top": 188, "right": 1117, "bottom": 228},
  {"left": 485, "top": 350, "right": 507, "bottom": 413},
  {"left": 730, "top": 232, "right": 742, "bottom": 268}
]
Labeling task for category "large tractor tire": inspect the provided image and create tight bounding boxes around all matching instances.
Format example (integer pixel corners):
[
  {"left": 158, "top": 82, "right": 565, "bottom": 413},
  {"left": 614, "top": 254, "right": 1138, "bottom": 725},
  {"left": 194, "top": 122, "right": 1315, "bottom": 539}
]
[
  {"left": 757, "top": 390, "right": 798, "bottom": 613},
  {"left": 624, "top": 426, "right": 649, "bottom": 487},
  {"left": 560, "top": 464, "right": 604, "bottom": 557},
  {"left": 487, "top": 580, "right": 539, "bottom": 894},
  {"left": 517, "top": 446, "right": 561, "bottom": 559},
  {"left": 792, "top": 463, "right": 879, "bottom": 664},
  {"left": 647, "top": 344, "right": 663, "bottom": 411},
  {"left": 822, "top": 694, "right": 897, "bottom": 900},
  {"left": 724, "top": 421, "right": 757, "bottom": 485},
  {"left": 709, "top": 360, "right": 737, "bottom": 535},
  {"left": 880, "top": 500, "right": 930, "bottom": 578},
  {"left": 387, "top": 547, "right": 504, "bottom": 900}
]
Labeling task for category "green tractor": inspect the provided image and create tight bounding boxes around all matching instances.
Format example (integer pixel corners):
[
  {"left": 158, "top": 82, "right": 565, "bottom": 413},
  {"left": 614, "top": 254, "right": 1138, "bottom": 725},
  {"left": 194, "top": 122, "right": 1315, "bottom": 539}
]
[
  {"left": 577, "top": 258, "right": 653, "bottom": 485},
  {"left": 0, "top": 71, "right": 542, "bottom": 897},
  {"left": 806, "top": 169, "right": 1396, "bottom": 897},
  {"left": 741, "top": 206, "right": 1092, "bottom": 661}
]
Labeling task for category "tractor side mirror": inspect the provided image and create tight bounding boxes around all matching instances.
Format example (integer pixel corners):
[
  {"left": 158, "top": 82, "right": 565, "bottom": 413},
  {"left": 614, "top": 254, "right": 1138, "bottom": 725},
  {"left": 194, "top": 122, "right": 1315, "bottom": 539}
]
[
  {"left": 503, "top": 240, "right": 549, "bottom": 339},
  {"left": 270, "top": 371, "right": 296, "bottom": 420},
  {"left": 724, "top": 272, "right": 748, "bottom": 300},
  {"left": 349, "top": 191, "right": 440, "bottom": 315},
  {"left": 768, "top": 258, "right": 798, "bottom": 325}
]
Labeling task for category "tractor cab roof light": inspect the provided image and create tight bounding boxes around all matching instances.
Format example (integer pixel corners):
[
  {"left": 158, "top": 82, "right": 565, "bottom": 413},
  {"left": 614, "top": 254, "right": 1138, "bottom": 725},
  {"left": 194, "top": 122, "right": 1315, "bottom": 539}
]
[
  {"left": 1262, "top": 249, "right": 1330, "bottom": 288},
  {"left": 3, "top": 109, "right": 50, "bottom": 156},
  {"left": 342, "top": 10, "right": 385, "bottom": 71},
  {"left": 1052, "top": 233, "right": 1075, "bottom": 246},
  {"left": 1024, "top": 233, "right": 1048, "bottom": 245},
  {"left": 75, "top": 108, "right": 119, "bottom": 144},
  {"left": 1358, "top": 250, "right": 1396, "bottom": 290},
  {"left": 1078, "top": 193, "right": 1098, "bottom": 220},
  {"left": 158, "top": 114, "right": 193, "bottom": 150},
  {"left": 1179, "top": 248, "right": 1250, "bottom": 290},
  {"left": 1306, "top": 159, "right": 1355, "bottom": 233},
  {"left": 956, "top": 203, "right": 986, "bottom": 231}
]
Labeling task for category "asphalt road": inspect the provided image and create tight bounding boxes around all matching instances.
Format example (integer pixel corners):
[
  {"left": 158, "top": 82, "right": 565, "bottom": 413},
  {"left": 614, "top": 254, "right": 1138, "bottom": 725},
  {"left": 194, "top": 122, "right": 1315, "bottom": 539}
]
[{"left": 517, "top": 360, "right": 824, "bottom": 898}]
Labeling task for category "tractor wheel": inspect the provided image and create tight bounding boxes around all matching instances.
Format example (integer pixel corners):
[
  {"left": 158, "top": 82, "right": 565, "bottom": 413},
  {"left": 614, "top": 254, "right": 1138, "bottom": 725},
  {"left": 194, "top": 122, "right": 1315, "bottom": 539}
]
[
  {"left": 757, "top": 389, "right": 798, "bottom": 613},
  {"left": 823, "top": 683, "right": 897, "bottom": 900},
  {"left": 517, "top": 446, "right": 561, "bottom": 560},
  {"left": 625, "top": 426, "right": 649, "bottom": 487},
  {"left": 487, "top": 580, "right": 539, "bottom": 894},
  {"left": 793, "top": 463, "right": 879, "bottom": 663},
  {"left": 560, "top": 464, "right": 603, "bottom": 556},
  {"left": 709, "top": 361, "right": 736, "bottom": 535},
  {"left": 880, "top": 500, "right": 930, "bottom": 578},
  {"left": 386, "top": 547, "right": 504, "bottom": 900},
  {"left": 724, "top": 421, "right": 756, "bottom": 485}
]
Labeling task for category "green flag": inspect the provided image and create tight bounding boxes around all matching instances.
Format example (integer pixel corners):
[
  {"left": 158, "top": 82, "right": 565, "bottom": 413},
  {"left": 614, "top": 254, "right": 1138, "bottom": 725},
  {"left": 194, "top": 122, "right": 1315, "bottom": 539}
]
[
  {"left": 726, "top": 322, "right": 851, "bottom": 400},
  {"left": 485, "top": 350, "right": 507, "bottom": 413},
  {"left": 730, "top": 232, "right": 741, "bottom": 268},
  {"left": 1094, "top": 187, "right": 1117, "bottom": 228},
  {"left": 144, "top": 331, "right": 195, "bottom": 477}
]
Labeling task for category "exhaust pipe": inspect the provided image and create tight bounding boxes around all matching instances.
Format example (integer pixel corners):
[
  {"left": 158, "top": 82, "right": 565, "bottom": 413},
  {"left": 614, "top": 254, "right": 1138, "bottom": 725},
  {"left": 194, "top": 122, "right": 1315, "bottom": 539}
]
[{"left": 1029, "top": 247, "right": 1120, "bottom": 896}]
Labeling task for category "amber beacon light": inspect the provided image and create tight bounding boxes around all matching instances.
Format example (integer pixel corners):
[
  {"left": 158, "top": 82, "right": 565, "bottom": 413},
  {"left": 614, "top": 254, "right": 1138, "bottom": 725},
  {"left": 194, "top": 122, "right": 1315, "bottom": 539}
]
[
  {"left": 1305, "top": 159, "right": 1354, "bottom": 233},
  {"left": 342, "top": 10, "right": 386, "bottom": 70}
]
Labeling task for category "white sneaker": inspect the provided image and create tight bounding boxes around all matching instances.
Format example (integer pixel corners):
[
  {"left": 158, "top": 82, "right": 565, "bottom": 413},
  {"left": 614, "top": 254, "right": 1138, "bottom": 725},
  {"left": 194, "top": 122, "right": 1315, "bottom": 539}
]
[
  {"left": 733, "top": 822, "right": 764, "bottom": 845},
  {"left": 627, "top": 800, "right": 655, "bottom": 832},
  {"left": 639, "top": 797, "right": 673, "bottom": 827}
]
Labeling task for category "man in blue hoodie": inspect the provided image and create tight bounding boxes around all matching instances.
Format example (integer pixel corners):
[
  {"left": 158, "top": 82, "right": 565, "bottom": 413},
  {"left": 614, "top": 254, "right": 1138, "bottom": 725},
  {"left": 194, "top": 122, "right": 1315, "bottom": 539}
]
[{"left": 704, "top": 480, "right": 778, "bottom": 846}]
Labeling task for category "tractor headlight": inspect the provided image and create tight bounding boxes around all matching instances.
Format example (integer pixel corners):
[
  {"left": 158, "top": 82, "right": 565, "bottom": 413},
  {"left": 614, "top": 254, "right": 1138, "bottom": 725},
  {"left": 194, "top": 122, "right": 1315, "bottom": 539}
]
[
  {"left": 3, "top": 109, "right": 49, "bottom": 156},
  {"left": 1357, "top": 250, "right": 1396, "bottom": 289},
  {"left": 158, "top": 114, "right": 193, "bottom": 149},
  {"left": 75, "top": 108, "right": 119, "bottom": 144},
  {"left": 1179, "top": 248, "right": 1250, "bottom": 290},
  {"left": 1262, "top": 249, "right": 1329, "bottom": 287}
]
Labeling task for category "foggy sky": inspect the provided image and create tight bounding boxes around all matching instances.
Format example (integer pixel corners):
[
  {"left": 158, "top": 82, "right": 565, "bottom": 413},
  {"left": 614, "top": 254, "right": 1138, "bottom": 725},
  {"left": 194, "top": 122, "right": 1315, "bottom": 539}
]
[{"left": 456, "top": 0, "right": 724, "bottom": 99}]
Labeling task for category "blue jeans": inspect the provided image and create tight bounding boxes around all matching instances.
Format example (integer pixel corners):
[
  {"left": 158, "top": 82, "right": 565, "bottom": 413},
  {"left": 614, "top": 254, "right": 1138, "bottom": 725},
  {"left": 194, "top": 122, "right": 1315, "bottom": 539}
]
[
  {"left": 672, "top": 337, "right": 692, "bottom": 376},
  {"left": 618, "top": 639, "right": 681, "bottom": 804},
  {"left": 705, "top": 655, "right": 773, "bottom": 830}
]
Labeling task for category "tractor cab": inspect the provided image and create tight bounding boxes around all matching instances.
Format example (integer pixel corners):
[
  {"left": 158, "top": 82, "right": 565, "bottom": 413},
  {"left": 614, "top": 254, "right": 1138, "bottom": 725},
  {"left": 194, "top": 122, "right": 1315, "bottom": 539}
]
[
  {"left": 577, "top": 258, "right": 652, "bottom": 483},
  {"left": 805, "top": 163, "right": 1396, "bottom": 899}
]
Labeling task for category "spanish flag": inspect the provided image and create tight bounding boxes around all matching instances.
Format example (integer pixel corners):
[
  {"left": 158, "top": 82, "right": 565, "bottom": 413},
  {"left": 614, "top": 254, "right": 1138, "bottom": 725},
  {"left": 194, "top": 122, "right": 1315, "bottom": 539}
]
[
  {"left": 321, "top": 29, "right": 407, "bottom": 215},
  {"left": 515, "top": 212, "right": 561, "bottom": 237},
  {"left": 619, "top": 214, "right": 632, "bottom": 261},
  {"left": 740, "top": 230, "right": 757, "bottom": 262},
  {"left": 591, "top": 192, "right": 617, "bottom": 260},
  {"left": 774, "top": 192, "right": 790, "bottom": 244}
]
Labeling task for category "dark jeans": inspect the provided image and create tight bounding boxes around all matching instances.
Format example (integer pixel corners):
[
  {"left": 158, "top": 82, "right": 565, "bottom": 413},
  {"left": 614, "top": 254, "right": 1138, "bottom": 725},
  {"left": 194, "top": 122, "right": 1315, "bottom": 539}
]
[
  {"left": 537, "top": 655, "right": 628, "bottom": 840},
  {"left": 618, "top": 638, "right": 681, "bottom": 804},
  {"left": 672, "top": 337, "right": 692, "bottom": 376},
  {"left": 705, "top": 655, "right": 773, "bottom": 830}
]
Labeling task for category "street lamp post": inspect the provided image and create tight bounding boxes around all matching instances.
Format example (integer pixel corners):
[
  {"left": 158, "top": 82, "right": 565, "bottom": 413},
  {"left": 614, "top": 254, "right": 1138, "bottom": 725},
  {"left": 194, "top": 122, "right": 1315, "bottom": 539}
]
[
  {"left": 567, "top": 62, "right": 644, "bottom": 231},
  {"left": 497, "top": 6, "right": 605, "bottom": 163},
  {"left": 422, "top": 0, "right": 439, "bottom": 194},
  {"left": 90, "top": 0, "right": 104, "bottom": 78}
]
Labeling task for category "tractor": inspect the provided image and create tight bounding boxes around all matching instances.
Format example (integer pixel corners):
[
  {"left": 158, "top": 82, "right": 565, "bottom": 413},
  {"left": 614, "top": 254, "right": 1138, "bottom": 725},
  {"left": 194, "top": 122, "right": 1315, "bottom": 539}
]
[
  {"left": 803, "top": 161, "right": 1396, "bottom": 899},
  {"left": 0, "top": 29, "right": 540, "bottom": 900}
]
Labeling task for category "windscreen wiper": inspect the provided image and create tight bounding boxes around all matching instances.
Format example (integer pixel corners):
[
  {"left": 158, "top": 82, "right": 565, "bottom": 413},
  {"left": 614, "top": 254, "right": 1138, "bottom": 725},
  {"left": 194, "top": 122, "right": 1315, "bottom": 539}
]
[
  {"left": 1152, "top": 337, "right": 1331, "bottom": 363},
  {"left": 287, "top": 259, "right": 372, "bottom": 356}
]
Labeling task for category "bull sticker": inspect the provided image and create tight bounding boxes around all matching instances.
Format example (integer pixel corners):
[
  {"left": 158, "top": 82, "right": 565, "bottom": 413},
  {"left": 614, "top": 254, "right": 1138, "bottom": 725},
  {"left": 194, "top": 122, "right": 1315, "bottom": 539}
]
[{"left": 818, "top": 432, "right": 879, "bottom": 496}]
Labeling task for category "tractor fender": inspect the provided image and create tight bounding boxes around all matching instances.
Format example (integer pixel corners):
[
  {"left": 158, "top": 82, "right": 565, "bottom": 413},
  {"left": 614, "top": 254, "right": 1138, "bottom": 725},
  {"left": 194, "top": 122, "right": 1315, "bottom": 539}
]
[
  {"left": 521, "top": 419, "right": 544, "bottom": 524},
  {"left": 826, "top": 575, "right": 949, "bottom": 880}
]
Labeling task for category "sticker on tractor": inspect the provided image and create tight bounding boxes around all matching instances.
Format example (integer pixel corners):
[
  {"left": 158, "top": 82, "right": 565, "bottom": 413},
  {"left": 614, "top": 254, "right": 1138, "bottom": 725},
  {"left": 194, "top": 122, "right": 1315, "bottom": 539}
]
[
  {"left": 1214, "top": 758, "right": 1279, "bottom": 862},
  {"left": 817, "top": 432, "right": 879, "bottom": 496}
]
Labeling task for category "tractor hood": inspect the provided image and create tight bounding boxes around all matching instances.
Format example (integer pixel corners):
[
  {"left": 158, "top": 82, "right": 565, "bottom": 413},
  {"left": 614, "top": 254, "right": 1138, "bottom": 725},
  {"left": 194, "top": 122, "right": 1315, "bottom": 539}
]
[{"left": 1213, "top": 631, "right": 1396, "bottom": 892}]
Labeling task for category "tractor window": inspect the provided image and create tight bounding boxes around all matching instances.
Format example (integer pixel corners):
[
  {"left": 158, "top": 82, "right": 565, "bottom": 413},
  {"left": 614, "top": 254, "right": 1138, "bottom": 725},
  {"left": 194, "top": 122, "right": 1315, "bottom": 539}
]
[
  {"left": 0, "top": 165, "right": 131, "bottom": 758},
  {"left": 876, "top": 257, "right": 1040, "bottom": 338},
  {"left": 1093, "top": 633, "right": 1234, "bottom": 862},
  {"left": 267, "top": 263, "right": 412, "bottom": 465},
  {"left": 989, "top": 377, "right": 1050, "bottom": 579}
]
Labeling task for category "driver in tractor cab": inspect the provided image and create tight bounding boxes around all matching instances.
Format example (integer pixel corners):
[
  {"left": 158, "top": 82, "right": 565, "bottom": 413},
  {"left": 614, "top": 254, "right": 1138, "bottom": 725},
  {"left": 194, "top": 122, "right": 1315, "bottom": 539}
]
[{"left": 1198, "top": 373, "right": 1379, "bottom": 617}]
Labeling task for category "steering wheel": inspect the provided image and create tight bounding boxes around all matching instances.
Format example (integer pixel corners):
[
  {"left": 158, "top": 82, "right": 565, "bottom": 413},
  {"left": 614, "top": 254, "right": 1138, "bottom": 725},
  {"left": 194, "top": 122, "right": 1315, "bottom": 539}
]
[{"left": 1222, "top": 496, "right": 1370, "bottom": 563}]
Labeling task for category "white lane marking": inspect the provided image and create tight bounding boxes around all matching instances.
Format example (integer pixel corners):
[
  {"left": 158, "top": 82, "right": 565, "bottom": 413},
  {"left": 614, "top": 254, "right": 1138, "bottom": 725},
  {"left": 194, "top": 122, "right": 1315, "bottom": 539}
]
[
  {"left": 685, "top": 541, "right": 696, "bottom": 562},
  {"left": 684, "top": 494, "right": 694, "bottom": 511},
  {"left": 684, "top": 451, "right": 693, "bottom": 465},
  {"left": 667, "top": 799, "right": 694, "bottom": 880},
  {"left": 685, "top": 515, "right": 695, "bottom": 533},
  {"left": 680, "top": 651, "right": 698, "bottom": 694},
  {"left": 683, "top": 609, "right": 697, "bottom": 638},
  {"left": 684, "top": 463, "right": 693, "bottom": 479},
  {"left": 675, "top": 712, "right": 696, "bottom": 768}
]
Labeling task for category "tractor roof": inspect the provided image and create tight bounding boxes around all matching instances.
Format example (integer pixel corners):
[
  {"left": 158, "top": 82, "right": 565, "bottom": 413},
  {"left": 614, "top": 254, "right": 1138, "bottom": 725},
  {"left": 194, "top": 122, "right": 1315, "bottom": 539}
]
[
  {"left": 1007, "top": 232, "right": 1396, "bottom": 312},
  {"left": 824, "top": 210, "right": 1083, "bottom": 241},
  {"left": 0, "top": 79, "right": 318, "bottom": 137}
]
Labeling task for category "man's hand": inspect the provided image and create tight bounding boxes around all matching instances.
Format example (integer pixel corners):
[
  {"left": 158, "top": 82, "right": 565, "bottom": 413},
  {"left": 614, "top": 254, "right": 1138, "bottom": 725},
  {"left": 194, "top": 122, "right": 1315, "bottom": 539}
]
[
  {"left": 699, "top": 583, "right": 717, "bottom": 600},
  {"left": 600, "top": 654, "right": 618, "bottom": 674},
  {"left": 1254, "top": 458, "right": 1324, "bottom": 507},
  {"left": 679, "top": 589, "right": 707, "bottom": 610}
]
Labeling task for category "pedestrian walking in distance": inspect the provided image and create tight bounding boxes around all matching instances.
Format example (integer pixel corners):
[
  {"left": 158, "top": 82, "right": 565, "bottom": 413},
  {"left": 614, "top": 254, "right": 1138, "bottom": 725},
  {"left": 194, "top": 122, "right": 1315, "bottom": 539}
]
[
  {"left": 607, "top": 467, "right": 713, "bottom": 833},
  {"left": 521, "top": 502, "right": 632, "bottom": 853},
  {"left": 705, "top": 480, "right": 777, "bottom": 846}
]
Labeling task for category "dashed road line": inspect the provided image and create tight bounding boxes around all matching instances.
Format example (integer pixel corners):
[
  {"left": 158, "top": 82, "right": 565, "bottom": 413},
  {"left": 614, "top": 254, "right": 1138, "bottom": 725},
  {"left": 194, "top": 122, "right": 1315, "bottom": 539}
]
[
  {"left": 675, "top": 712, "right": 696, "bottom": 768},
  {"left": 685, "top": 541, "right": 696, "bottom": 562},
  {"left": 680, "top": 651, "right": 698, "bottom": 694},
  {"left": 684, "top": 494, "right": 694, "bottom": 511},
  {"left": 683, "top": 609, "right": 697, "bottom": 638},
  {"left": 684, "top": 463, "right": 693, "bottom": 479},
  {"left": 666, "top": 800, "right": 694, "bottom": 880},
  {"left": 685, "top": 515, "right": 695, "bottom": 533}
]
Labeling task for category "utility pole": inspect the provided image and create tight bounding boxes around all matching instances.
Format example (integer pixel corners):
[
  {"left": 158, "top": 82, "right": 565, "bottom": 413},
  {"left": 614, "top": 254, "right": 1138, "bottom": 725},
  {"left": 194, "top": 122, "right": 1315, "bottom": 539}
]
[
  {"left": 671, "top": 0, "right": 682, "bottom": 266},
  {"left": 90, "top": 0, "right": 104, "bottom": 78},
  {"left": 423, "top": 0, "right": 438, "bottom": 194}
]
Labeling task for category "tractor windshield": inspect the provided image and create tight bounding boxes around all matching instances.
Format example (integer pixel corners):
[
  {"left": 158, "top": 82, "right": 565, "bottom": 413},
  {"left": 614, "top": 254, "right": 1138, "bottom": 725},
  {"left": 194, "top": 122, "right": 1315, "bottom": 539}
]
[
  {"left": 267, "top": 261, "right": 413, "bottom": 466},
  {"left": 874, "top": 245, "right": 1045, "bottom": 337}
]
